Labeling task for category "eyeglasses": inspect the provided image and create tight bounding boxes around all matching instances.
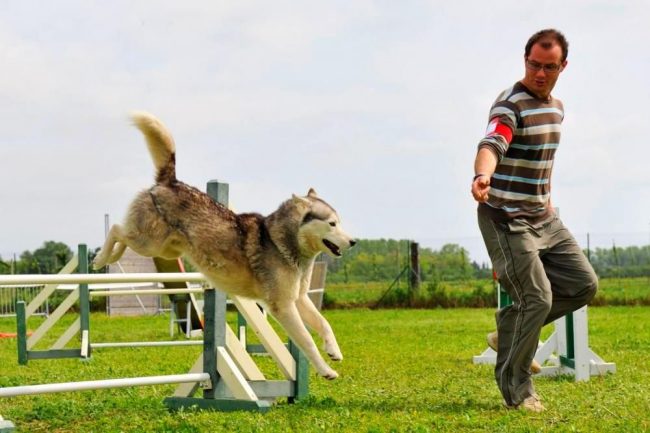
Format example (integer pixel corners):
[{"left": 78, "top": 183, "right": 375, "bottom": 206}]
[{"left": 525, "top": 59, "right": 563, "bottom": 73}]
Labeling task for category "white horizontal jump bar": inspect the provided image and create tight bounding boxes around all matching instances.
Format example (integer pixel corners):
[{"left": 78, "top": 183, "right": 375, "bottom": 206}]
[
  {"left": 56, "top": 282, "right": 164, "bottom": 290},
  {"left": 90, "top": 288, "right": 204, "bottom": 297},
  {"left": 92, "top": 341, "right": 203, "bottom": 348},
  {"left": 0, "top": 273, "right": 206, "bottom": 286},
  {"left": 0, "top": 373, "right": 210, "bottom": 398}
]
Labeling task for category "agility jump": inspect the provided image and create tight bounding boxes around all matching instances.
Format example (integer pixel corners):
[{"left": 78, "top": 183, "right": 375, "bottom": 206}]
[
  {"left": 473, "top": 278, "right": 616, "bottom": 381},
  {"left": 1, "top": 251, "right": 310, "bottom": 410},
  {"left": 0, "top": 181, "right": 318, "bottom": 432},
  {"left": 0, "top": 269, "right": 309, "bottom": 411},
  {"left": 2, "top": 244, "right": 207, "bottom": 363}
]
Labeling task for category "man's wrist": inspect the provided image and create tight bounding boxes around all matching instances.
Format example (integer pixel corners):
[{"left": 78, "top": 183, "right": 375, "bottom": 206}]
[{"left": 473, "top": 173, "right": 488, "bottom": 182}]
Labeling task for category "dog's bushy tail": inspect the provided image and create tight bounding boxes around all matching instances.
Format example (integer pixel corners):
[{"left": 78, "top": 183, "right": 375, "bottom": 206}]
[{"left": 130, "top": 111, "right": 176, "bottom": 185}]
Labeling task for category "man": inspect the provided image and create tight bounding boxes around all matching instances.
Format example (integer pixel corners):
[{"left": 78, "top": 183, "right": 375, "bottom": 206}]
[{"left": 471, "top": 29, "right": 598, "bottom": 412}]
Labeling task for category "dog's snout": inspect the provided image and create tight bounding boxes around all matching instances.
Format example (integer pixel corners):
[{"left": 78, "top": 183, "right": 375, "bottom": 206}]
[{"left": 349, "top": 239, "right": 357, "bottom": 247}]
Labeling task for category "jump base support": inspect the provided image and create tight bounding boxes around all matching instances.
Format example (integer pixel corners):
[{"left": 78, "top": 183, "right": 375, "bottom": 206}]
[{"left": 164, "top": 397, "right": 271, "bottom": 413}]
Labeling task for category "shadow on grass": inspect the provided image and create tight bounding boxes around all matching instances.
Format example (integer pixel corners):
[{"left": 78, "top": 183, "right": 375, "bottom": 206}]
[{"left": 295, "top": 395, "right": 503, "bottom": 413}]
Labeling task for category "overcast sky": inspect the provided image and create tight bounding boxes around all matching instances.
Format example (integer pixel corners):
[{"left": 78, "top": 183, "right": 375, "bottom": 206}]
[{"left": 1, "top": 1, "right": 649, "bottom": 264}]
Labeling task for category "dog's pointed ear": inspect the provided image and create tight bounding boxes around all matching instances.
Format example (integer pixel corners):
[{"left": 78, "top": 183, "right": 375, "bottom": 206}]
[
  {"left": 307, "top": 188, "right": 318, "bottom": 198},
  {"left": 292, "top": 194, "right": 310, "bottom": 207}
]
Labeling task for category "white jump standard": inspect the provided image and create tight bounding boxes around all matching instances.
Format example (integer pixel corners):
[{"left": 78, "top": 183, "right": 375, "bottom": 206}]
[
  {"left": 473, "top": 284, "right": 615, "bottom": 381},
  {"left": 9, "top": 248, "right": 209, "bottom": 364}
]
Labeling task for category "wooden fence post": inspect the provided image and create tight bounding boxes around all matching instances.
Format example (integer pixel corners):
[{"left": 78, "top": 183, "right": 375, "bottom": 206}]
[{"left": 409, "top": 242, "right": 420, "bottom": 301}]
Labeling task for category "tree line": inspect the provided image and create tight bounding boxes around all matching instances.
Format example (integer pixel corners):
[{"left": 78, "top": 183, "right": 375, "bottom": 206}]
[
  {"left": 0, "top": 241, "right": 101, "bottom": 275},
  {"left": 587, "top": 244, "right": 650, "bottom": 278},
  {"left": 321, "top": 239, "right": 490, "bottom": 284},
  {"left": 321, "top": 239, "right": 650, "bottom": 283},
  {"left": 1, "top": 239, "right": 649, "bottom": 280}
]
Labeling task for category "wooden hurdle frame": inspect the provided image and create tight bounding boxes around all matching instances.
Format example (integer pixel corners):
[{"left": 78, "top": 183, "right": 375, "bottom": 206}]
[
  {"left": 0, "top": 181, "right": 310, "bottom": 425},
  {"left": 8, "top": 244, "right": 209, "bottom": 364},
  {"left": 473, "top": 281, "right": 616, "bottom": 381},
  {"left": 2, "top": 285, "right": 306, "bottom": 411}
]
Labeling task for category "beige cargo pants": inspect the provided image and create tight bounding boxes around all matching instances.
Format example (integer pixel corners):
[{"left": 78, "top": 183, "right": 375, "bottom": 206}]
[{"left": 478, "top": 212, "right": 598, "bottom": 406}]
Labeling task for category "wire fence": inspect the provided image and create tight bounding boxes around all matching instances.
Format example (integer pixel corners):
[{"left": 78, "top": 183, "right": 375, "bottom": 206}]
[
  {"left": 420, "top": 231, "right": 650, "bottom": 268},
  {"left": 0, "top": 285, "right": 49, "bottom": 317}
]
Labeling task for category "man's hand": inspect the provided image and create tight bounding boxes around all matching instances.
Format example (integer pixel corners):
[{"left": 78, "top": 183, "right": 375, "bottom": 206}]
[
  {"left": 471, "top": 175, "right": 491, "bottom": 203},
  {"left": 472, "top": 148, "right": 498, "bottom": 203}
]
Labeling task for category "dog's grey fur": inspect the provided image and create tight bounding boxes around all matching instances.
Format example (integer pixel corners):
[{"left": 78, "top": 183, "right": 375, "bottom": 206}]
[{"left": 94, "top": 112, "right": 355, "bottom": 379}]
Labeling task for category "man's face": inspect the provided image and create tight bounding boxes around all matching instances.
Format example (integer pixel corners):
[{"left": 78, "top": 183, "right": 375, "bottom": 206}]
[{"left": 521, "top": 42, "right": 567, "bottom": 99}]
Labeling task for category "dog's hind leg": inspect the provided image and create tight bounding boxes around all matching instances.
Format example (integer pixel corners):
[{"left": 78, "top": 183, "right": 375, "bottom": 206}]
[
  {"left": 296, "top": 294, "right": 343, "bottom": 361},
  {"left": 269, "top": 301, "right": 338, "bottom": 380},
  {"left": 93, "top": 225, "right": 128, "bottom": 269}
]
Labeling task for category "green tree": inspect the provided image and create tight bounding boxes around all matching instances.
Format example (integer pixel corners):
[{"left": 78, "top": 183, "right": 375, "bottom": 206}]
[
  {"left": 587, "top": 244, "right": 650, "bottom": 277},
  {"left": 17, "top": 241, "right": 73, "bottom": 274},
  {"left": 0, "top": 257, "right": 11, "bottom": 274}
]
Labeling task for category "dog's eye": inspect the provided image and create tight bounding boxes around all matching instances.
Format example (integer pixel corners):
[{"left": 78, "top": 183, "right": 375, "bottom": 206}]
[{"left": 329, "top": 222, "right": 336, "bottom": 227}]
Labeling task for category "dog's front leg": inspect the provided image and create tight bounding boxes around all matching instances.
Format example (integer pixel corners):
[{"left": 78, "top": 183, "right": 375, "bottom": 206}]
[
  {"left": 296, "top": 294, "right": 342, "bottom": 361},
  {"left": 269, "top": 301, "right": 338, "bottom": 380}
]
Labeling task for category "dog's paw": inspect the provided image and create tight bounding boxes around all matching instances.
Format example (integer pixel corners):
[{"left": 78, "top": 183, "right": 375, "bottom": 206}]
[
  {"left": 327, "top": 351, "right": 343, "bottom": 362},
  {"left": 327, "top": 350, "right": 343, "bottom": 362},
  {"left": 320, "top": 368, "right": 339, "bottom": 380},
  {"left": 324, "top": 342, "right": 343, "bottom": 361}
]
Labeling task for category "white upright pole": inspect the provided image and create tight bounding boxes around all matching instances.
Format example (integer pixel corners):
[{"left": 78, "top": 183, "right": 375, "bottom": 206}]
[{"left": 573, "top": 306, "right": 591, "bottom": 381}]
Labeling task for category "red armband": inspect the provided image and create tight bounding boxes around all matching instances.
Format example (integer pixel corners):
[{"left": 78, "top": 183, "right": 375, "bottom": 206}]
[{"left": 485, "top": 118, "right": 513, "bottom": 143}]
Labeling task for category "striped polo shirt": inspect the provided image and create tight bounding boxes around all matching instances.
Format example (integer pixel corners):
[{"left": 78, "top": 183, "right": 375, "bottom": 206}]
[{"left": 478, "top": 81, "right": 563, "bottom": 223}]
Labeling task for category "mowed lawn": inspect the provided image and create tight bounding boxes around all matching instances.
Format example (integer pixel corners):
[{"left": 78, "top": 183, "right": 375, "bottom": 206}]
[{"left": 0, "top": 307, "right": 648, "bottom": 432}]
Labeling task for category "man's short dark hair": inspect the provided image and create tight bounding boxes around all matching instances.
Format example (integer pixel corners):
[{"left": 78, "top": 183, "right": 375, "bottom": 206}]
[{"left": 525, "top": 29, "right": 569, "bottom": 62}]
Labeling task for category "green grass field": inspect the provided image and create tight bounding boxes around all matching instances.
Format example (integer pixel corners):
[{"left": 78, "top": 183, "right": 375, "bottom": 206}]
[
  {"left": 596, "top": 277, "right": 650, "bottom": 304},
  {"left": 1, "top": 307, "right": 648, "bottom": 432},
  {"left": 326, "top": 277, "right": 650, "bottom": 307}
]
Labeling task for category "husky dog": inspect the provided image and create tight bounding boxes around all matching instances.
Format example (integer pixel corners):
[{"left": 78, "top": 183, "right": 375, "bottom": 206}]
[{"left": 94, "top": 112, "right": 355, "bottom": 379}]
